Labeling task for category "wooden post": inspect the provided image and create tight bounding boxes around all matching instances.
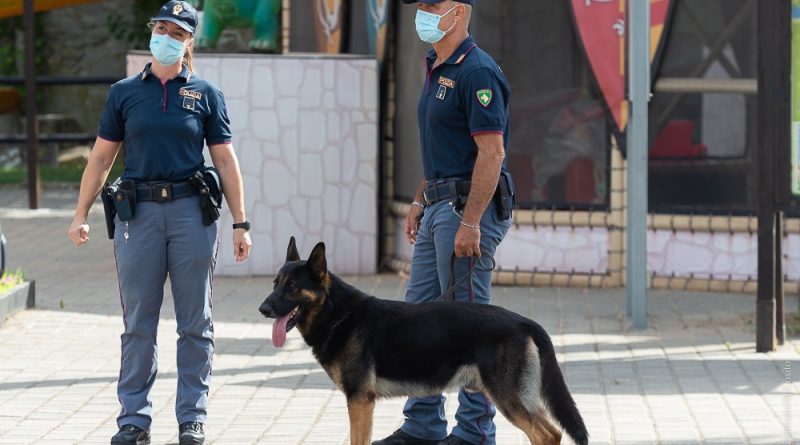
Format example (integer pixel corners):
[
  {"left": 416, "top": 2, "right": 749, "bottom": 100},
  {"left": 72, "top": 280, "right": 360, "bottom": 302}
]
[{"left": 23, "top": 0, "right": 40, "bottom": 209}]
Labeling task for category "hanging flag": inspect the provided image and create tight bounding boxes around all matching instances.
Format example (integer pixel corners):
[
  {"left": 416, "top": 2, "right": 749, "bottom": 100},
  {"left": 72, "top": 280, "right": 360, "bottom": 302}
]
[
  {"left": 366, "top": 0, "right": 390, "bottom": 63},
  {"left": 570, "top": 0, "right": 673, "bottom": 134},
  {"left": 0, "top": 0, "right": 102, "bottom": 18},
  {"left": 314, "top": 0, "right": 345, "bottom": 53}
]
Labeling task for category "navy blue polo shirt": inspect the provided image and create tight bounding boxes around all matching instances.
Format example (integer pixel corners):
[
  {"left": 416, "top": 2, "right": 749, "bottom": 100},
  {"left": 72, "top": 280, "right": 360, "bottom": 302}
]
[
  {"left": 98, "top": 63, "right": 232, "bottom": 182},
  {"left": 418, "top": 36, "right": 510, "bottom": 180}
]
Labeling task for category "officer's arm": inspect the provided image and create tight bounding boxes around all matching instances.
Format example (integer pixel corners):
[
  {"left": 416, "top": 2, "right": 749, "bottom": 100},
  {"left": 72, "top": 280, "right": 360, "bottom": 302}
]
[
  {"left": 74, "top": 136, "right": 122, "bottom": 221},
  {"left": 208, "top": 142, "right": 247, "bottom": 224},
  {"left": 461, "top": 133, "right": 505, "bottom": 226},
  {"left": 413, "top": 178, "right": 426, "bottom": 204}
]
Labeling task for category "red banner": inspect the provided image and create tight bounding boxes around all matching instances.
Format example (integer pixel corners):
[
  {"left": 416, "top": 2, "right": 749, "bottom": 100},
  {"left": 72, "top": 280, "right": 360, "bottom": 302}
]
[{"left": 571, "top": 0, "right": 672, "bottom": 133}]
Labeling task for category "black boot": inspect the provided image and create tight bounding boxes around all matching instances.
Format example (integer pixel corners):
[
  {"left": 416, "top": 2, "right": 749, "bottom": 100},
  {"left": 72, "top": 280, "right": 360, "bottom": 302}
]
[
  {"left": 110, "top": 424, "right": 150, "bottom": 445},
  {"left": 372, "top": 429, "right": 440, "bottom": 445},
  {"left": 178, "top": 421, "right": 205, "bottom": 445},
  {"left": 436, "top": 435, "right": 475, "bottom": 445}
]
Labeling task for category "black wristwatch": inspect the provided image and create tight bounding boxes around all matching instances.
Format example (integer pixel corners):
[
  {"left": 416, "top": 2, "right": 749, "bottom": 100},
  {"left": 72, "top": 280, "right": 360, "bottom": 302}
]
[{"left": 232, "top": 221, "right": 251, "bottom": 231}]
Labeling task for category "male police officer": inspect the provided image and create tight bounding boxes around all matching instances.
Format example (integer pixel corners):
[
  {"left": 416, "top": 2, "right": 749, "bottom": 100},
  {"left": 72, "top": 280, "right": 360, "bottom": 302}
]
[{"left": 373, "top": 1, "right": 513, "bottom": 445}]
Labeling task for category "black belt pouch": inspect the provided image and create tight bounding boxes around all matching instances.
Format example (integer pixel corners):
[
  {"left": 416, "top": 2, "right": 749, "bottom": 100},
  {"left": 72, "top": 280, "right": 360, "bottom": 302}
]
[
  {"left": 113, "top": 179, "right": 137, "bottom": 222},
  {"left": 493, "top": 171, "right": 515, "bottom": 220},
  {"left": 190, "top": 167, "right": 223, "bottom": 226},
  {"left": 100, "top": 182, "right": 117, "bottom": 239}
]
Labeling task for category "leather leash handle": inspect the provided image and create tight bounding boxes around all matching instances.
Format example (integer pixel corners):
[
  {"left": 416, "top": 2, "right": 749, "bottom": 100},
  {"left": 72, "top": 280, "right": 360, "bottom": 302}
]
[{"left": 438, "top": 252, "right": 485, "bottom": 302}]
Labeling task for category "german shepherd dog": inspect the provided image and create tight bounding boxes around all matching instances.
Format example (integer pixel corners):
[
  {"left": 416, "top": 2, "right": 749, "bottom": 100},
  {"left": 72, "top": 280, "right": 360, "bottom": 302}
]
[{"left": 259, "top": 238, "right": 588, "bottom": 445}]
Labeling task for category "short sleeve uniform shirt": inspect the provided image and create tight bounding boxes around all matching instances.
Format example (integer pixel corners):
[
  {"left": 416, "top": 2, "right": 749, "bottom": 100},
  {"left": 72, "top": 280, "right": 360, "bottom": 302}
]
[
  {"left": 98, "top": 63, "right": 232, "bottom": 182},
  {"left": 417, "top": 36, "right": 511, "bottom": 180}
]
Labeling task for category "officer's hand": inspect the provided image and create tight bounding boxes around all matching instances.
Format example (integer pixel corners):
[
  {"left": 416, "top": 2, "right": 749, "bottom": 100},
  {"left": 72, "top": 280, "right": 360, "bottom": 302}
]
[
  {"left": 404, "top": 203, "right": 424, "bottom": 244},
  {"left": 68, "top": 217, "right": 90, "bottom": 247},
  {"left": 454, "top": 224, "right": 481, "bottom": 257},
  {"left": 233, "top": 230, "right": 252, "bottom": 262}
]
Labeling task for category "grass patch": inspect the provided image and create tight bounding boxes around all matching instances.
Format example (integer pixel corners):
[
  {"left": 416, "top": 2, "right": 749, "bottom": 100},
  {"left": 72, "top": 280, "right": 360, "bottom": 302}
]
[
  {"left": 0, "top": 269, "right": 24, "bottom": 294},
  {"left": 787, "top": 312, "right": 800, "bottom": 337},
  {"left": 0, "top": 161, "right": 124, "bottom": 185}
]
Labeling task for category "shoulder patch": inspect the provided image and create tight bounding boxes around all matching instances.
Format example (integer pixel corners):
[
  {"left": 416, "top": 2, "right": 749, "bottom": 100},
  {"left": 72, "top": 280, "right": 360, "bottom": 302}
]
[{"left": 476, "top": 89, "right": 492, "bottom": 107}]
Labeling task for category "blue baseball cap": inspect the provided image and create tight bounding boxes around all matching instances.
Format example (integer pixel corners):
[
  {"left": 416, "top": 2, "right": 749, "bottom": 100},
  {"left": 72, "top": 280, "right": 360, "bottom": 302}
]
[
  {"left": 402, "top": 0, "right": 474, "bottom": 5},
  {"left": 152, "top": 1, "right": 198, "bottom": 34}
]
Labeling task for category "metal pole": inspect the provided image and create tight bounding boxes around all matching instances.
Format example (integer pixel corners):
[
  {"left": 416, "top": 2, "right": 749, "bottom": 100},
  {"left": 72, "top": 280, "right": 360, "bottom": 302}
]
[
  {"left": 23, "top": 0, "right": 40, "bottom": 209},
  {"left": 627, "top": 0, "right": 650, "bottom": 329},
  {"left": 755, "top": 0, "right": 790, "bottom": 352},
  {"left": 776, "top": 211, "right": 785, "bottom": 345}
]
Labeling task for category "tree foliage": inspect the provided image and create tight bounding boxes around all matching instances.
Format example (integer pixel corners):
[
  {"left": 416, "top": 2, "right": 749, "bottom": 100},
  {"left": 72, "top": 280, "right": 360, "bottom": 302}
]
[{"left": 107, "top": 0, "right": 168, "bottom": 50}]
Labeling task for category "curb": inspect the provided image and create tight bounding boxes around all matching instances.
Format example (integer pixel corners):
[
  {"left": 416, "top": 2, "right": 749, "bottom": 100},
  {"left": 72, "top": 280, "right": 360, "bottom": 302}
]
[{"left": 0, "top": 280, "right": 35, "bottom": 326}]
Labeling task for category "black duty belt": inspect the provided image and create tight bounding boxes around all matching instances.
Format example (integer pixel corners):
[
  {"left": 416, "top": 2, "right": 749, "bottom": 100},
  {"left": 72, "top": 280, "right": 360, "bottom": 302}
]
[
  {"left": 136, "top": 181, "right": 195, "bottom": 202},
  {"left": 423, "top": 179, "right": 471, "bottom": 207}
]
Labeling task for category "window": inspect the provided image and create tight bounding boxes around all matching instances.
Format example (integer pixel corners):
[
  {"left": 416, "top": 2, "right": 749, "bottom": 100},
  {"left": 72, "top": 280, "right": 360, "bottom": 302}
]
[
  {"left": 391, "top": 1, "right": 609, "bottom": 208},
  {"left": 648, "top": 0, "right": 757, "bottom": 212}
]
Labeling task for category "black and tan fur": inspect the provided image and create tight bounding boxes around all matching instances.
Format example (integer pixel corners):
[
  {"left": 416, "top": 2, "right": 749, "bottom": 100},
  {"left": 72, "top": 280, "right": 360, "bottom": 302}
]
[{"left": 259, "top": 237, "right": 589, "bottom": 445}]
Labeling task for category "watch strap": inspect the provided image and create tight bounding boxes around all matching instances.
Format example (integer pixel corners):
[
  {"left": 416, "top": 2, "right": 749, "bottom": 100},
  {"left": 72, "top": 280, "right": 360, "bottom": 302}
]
[{"left": 232, "top": 221, "right": 250, "bottom": 231}]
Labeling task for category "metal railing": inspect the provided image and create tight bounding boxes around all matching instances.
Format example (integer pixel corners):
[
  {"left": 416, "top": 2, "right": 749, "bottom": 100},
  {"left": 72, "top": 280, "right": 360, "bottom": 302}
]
[{"left": 0, "top": 75, "right": 120, "bottom": 145}]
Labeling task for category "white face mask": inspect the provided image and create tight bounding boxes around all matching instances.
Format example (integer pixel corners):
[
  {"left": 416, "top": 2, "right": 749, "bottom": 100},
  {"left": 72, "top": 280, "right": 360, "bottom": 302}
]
[
  {"left": 149, "top": 33, "right": 187, "bottom": 66},
  {"left": 414, "top": 5, "right": 459, "bottom": 44}
]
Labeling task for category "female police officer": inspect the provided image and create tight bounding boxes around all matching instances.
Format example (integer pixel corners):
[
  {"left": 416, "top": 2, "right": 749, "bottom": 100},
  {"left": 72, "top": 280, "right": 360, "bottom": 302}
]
[{"left": 67, "top": 2, "right": 251, "bottom": 444}]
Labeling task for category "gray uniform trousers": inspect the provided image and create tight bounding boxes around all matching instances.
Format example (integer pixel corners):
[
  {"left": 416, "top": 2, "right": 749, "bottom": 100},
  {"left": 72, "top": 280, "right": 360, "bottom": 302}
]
[{"left": 112, "top": 195, "right": 218, "bottom": 431}]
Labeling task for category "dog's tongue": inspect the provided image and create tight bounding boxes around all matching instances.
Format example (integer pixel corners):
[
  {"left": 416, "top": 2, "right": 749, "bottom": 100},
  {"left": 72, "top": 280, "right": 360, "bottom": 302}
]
[{"left": 272, "top": 313, "right": 291, "bottom": 348}]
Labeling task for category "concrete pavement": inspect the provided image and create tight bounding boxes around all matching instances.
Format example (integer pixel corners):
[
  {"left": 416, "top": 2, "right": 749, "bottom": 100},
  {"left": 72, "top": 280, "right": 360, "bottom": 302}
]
[{"left": 0, "top": 185, "right": 798, "bottom": 444}]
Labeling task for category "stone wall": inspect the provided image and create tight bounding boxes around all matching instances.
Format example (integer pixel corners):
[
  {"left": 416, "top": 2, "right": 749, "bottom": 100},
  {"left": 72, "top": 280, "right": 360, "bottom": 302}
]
[
  {"left": 127, "top": 52, "right": 379, "bottom": 276},
  {"left": 392, "top": 216, "right": 609, "bottom": 275},
  {"left": 649, "top": 230, "right": 800, "bottom": 282},
  {"left": 394, "top": 216, "right": 800, "bottom": 282}
]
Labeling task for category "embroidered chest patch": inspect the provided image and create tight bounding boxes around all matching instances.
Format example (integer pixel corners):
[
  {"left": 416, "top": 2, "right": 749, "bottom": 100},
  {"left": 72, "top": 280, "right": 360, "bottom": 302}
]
[
  {"left": 179, "top": 88, "right": 202, "bottom": 100},
  {"left": 438, "top": 76, "right": 455, "bottom": 88}
]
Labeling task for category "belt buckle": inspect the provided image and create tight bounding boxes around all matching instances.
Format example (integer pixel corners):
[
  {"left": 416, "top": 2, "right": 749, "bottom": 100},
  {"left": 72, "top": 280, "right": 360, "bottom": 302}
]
[
  {"left": 423, "top": 186, "right": 438, "bottom": 206},
  {"left": 154, "top": 184, "right": 173, "bottom": 202}
]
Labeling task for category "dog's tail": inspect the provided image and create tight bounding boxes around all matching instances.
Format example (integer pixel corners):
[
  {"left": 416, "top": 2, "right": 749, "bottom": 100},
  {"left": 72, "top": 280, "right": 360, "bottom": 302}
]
[{"left": 527, "top": 322, "right": 589, "bottom": 445}]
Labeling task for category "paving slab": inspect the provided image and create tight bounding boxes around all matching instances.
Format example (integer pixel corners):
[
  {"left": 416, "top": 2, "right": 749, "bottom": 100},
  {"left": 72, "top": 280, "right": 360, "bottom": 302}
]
[{"left": 0, "top": 186, "right": 798, "bottom": 444}]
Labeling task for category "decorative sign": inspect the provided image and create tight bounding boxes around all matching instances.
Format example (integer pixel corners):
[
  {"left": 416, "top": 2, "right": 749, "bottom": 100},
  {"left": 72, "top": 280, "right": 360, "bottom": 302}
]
[
  {"left": 196, "top": 0, "right": 281, "bottom": 52},
  {"left": 792, "top": 0, "right": 800, "bottom": 194},
  {"left": 0, "top": 0, "right": 101, "bottom": 18},
  {"left": 367, "top": 0, "right": 389, "bottom": 63},
  {"left": 314, "top": 0, "right": 344, "bottom": 53},
  {"left": 570, "top": 0, "right": 672, "bottom": 133}
]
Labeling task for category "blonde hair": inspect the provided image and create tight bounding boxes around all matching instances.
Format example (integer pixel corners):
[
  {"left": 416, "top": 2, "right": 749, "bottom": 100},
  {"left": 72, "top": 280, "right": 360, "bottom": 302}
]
[{"left": 184, "top": 41, "right": 195, "bottom": 73}]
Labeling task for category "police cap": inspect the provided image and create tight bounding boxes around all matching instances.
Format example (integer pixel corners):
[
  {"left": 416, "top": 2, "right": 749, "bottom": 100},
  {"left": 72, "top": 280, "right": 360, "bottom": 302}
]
[
  {"left": 152, "top": 1, "right": 198, "bottom": 34},
  {"left": 402, "top": 0, "right": 474, "bottom": 5}
]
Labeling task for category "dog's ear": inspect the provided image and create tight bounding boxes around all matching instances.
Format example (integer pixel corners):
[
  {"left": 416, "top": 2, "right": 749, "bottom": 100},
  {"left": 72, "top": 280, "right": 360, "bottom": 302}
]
[
  {"left": 307, "top": 242, "right": 327, "bottom": 280},
  {"left": 286, "top": 236, "right": 301, "bottom": 262}
]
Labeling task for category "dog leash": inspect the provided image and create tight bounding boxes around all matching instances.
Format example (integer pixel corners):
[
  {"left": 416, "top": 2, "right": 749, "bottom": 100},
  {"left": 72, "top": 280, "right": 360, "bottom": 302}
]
[{"left": 436, "top": 251, "right": 496, "bottom": 302}]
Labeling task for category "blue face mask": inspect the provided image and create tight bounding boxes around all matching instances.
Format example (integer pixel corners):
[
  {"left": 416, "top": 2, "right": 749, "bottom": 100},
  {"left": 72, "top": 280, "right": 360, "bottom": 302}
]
[
  {"left": 149, "top": 33, "right": 187, "bottom": 66},
  {"left": 415, "top": 5, "right": 458, "bottom": 44}
]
